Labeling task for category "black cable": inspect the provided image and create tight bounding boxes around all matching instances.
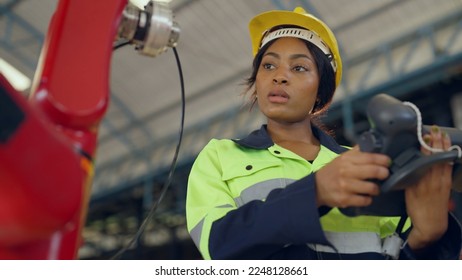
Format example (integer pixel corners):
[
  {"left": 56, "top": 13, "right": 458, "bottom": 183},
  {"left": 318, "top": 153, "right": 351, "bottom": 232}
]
[
  {"left": 113, "top": 39, "right": 131, "bottom": 50},
  {"left": 110, "top": 47, "right": 185, "bottom": 259},
  {"left": 396, "top": 214, "right": 408, "bottom": 235}
]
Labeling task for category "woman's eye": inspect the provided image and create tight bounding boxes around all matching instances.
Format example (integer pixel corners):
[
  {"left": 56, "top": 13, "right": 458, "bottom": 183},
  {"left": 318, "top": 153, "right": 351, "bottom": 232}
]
[
  {"left": 293, "top": 65, "right": 308, "bottom": 72},
  {"left": 262, "top": 63, "right": 275, "bottom": 70}
]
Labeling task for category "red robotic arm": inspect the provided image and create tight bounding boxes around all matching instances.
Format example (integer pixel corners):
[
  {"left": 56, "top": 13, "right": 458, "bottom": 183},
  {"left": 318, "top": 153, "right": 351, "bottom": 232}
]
[{"left": 0, "top": 0, "right": 178, "bottom": 259}]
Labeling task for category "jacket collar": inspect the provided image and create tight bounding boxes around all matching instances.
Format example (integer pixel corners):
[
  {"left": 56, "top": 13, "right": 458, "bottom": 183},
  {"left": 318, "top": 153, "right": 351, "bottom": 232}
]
[{"left": 233, "top": 124, "right": 347, "bottom": 154}]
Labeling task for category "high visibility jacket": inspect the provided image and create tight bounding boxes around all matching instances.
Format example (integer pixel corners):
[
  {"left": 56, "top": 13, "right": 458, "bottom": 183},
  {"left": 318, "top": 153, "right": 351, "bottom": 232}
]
[{"left": 186, "top": 124, "right": 462, "bottom": 259}]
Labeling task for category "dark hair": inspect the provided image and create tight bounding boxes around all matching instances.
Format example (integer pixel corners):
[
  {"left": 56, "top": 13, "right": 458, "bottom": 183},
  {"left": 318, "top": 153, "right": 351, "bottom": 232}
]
[{"left": 244, "top": 38, "right": 336, "bottom": 116}]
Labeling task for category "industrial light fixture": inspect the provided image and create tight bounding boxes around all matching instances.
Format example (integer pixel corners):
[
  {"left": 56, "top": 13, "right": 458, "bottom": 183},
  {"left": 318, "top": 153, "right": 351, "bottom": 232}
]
[{"left": 0, "top": 58, "right": 31, "bottom": 92}]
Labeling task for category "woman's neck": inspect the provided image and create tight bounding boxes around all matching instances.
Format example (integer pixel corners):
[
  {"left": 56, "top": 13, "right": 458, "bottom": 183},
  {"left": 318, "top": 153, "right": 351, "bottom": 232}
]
[
  {"left": 267, "top": 120, "right": 320, "bottom": 161},
  {"left": 267, "top": 119, "right": 318, "bottom": 144}
]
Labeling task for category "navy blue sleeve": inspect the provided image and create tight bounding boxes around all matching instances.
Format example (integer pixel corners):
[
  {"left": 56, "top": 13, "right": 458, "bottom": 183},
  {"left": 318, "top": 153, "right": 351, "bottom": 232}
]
[
  {"left": 400, "top": 212, "right": 462, "bottom": 259},
  {"left": 208, "top": 174, "right": 331, "bottom": 259}
]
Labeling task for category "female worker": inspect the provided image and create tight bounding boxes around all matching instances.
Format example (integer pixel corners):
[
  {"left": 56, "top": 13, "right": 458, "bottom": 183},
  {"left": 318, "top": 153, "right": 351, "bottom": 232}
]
[{"left": 186, "top": 7, "right": 461, "bottom": 259}]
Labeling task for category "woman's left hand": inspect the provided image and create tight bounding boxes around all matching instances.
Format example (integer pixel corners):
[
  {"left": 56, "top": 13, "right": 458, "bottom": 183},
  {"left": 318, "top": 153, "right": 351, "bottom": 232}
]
[{"left": 405, "top": 125, "right": 453, "bottom": 251}]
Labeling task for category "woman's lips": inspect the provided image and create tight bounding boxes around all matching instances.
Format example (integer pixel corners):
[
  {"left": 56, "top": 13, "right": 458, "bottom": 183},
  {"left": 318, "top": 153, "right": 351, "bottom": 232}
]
[{"left": 268, "top": 91, "right": 289, "bottom": 103}]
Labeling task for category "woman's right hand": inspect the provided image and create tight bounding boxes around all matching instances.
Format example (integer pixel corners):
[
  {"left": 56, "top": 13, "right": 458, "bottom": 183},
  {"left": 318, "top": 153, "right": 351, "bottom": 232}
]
[{"left": 315, "top": 146, "right": 391, "bottom": 208}]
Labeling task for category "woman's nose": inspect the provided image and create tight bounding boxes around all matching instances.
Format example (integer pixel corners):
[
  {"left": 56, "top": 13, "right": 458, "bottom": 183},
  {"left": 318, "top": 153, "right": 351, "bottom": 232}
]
[
  {"left": 273, "top": 76, "right": 288, "bottom": 84},
  {"left": 272, "top": 67, "right": 289, "bottom": 84}
]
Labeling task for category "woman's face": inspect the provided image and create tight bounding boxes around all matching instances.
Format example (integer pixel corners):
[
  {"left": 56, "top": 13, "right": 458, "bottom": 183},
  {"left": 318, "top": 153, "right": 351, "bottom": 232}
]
[{"left": 255, "top": 37, "right": 319, "bottom": 124}]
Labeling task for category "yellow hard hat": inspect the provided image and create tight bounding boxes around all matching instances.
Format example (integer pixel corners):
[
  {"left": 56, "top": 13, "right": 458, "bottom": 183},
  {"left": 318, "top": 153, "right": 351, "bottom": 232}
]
[{"left": 249, "top": 7, "right": 342, "bottom": 87}]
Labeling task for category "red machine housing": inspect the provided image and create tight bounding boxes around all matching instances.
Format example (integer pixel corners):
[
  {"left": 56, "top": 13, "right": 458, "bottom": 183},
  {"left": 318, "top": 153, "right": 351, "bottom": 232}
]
[{"left": 0, "top": 0, "right": 127, "bottom": 259}]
